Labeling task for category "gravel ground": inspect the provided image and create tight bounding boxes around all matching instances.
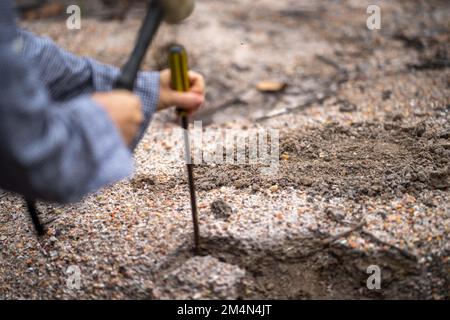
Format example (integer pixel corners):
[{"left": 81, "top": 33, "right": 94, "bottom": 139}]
[{"left": 1, "top": 0, "right": 449, "bottom": 299}]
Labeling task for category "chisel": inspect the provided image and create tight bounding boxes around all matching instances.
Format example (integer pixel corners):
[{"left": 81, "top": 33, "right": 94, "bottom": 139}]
[{"left": 168, "top": 45, "right": 200, "bottom": 254}]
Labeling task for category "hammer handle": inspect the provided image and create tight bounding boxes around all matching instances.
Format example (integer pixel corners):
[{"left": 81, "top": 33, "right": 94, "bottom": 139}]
[
  {"left": 114, "top": 1, "right": 164, "bottom": 90},
  {"left": 26, "top": 198, "right": 45, "bottom": 236}
]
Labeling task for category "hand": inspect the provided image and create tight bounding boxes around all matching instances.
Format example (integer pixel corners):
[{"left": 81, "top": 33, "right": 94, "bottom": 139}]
[
  {"left": 157, "top": 69, "right": 205, "bottom": 115},
  {"left": 92, "top": 90, "right": 143, "bottom": 146}
]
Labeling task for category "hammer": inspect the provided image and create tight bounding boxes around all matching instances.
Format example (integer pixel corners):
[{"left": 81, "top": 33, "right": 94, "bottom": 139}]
[{"left": 25, "top": 0, "right": 196, "bottom": 236}]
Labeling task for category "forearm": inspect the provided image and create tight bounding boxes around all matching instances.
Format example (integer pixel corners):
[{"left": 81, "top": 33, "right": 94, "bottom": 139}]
[
  {"left": 0, "top": 97, "right": 134, "bottom": 203},
  {"left": 19, "top": 29, "right": 160, "bottom": 147},
  {"left": 19, "top": 29, "right": 95, "bottom": 99}
]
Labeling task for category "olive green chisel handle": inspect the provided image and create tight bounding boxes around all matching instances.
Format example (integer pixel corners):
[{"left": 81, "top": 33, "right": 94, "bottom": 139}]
[{"left": 168, "top": 45, "right": 200, "bottom": 253}]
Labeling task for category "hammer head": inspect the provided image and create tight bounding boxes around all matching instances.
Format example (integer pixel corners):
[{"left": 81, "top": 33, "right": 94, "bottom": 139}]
[{"left": 160, "top": 0, "right": 195, "bottom": 24}]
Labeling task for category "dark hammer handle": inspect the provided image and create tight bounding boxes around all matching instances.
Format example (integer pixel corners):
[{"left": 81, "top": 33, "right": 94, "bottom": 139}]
[
  {"left": 26, "top": 199, "right": 45, "bottom": 236},
  {"left": 114, "top": 1, "right": 164, "bottom": 90}
]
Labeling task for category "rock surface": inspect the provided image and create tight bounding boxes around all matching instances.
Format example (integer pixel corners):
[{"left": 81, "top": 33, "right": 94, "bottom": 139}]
[{"left": 152, "top": 256, "right": 246, "bottom": 299}]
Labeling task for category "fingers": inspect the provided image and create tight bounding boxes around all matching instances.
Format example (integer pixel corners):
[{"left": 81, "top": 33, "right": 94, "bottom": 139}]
[
  {"left": 170, "top": 91, "right": 204, "bottom": 112},
  {"left": 132, "top": 103, "right": 144, "bottom": 123},
  {"left": 117, "top": 91, "right": 143, "bottom": 123},
  {"left": 93, "top": 91, "right": 143, "bottom": 146},
  {"left": 157, "top": 69, "right": 206, "bottom": 115},
  {"left": 188, "top": 71, "right": 205, "bottom": 95},
  {"left": 161, "top": 68, "right": 204, "bottom": 93},
  {"left": 183, "top": 71, "right": 205, "bottom": 115}
]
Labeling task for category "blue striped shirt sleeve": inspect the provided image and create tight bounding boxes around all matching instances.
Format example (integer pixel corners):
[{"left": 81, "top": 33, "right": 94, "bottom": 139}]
[{"left": 0, "top": 1, "right": 160, "bottom": 203}]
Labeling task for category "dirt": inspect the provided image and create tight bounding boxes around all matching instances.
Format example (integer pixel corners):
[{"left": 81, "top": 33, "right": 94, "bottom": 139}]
[
  {"left": 210, "top": 199, "right": 233, "bottom": 220},
  {"left": 151, "top": 255, "right": 246, "bottom": 299},
  {"left": 1, "top": 0, "right": 449, "bottom": 300},
  {"left": 146, "top": 231, "right": 441, "bottom": 299},
  {"left": 193, "top": 120, "right": 450, "bottom": 200}
]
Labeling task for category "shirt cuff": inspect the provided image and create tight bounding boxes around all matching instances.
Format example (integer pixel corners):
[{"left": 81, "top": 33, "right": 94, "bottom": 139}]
[{"left": 132, "top": 71, "right": 160, "bottom": 149}]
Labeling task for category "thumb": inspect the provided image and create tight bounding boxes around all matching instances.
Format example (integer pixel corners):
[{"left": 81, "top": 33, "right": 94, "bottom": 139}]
[{"left": 170, "top": 91, "right": 204, "bottom": 111}]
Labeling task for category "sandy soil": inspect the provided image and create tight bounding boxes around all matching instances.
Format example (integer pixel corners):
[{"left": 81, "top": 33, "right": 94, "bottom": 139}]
[{"left": 1, "top": 0, "right": 449, "bottom": 299}]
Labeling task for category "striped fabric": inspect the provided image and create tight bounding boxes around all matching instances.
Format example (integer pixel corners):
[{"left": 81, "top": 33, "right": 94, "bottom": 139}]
[{"left": 0, "top": 0, "right": 160, "bottom": 203}]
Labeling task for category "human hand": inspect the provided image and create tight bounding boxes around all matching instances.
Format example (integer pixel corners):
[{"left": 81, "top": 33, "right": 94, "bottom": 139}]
[
  {"left": 92, "top": 90, "right": 143, "bottom": 146},
  {"left": 157, "top": 69, "right": 205, "bottom": 115}
]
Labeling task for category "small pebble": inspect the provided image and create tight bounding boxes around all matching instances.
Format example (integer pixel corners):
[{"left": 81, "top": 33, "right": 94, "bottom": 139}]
[
  {"left": 269, "top": 185, "right": 279, "bottom": 193},
  {"left": 210, "top": 199, "right": 233, "bottom": 220}
]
